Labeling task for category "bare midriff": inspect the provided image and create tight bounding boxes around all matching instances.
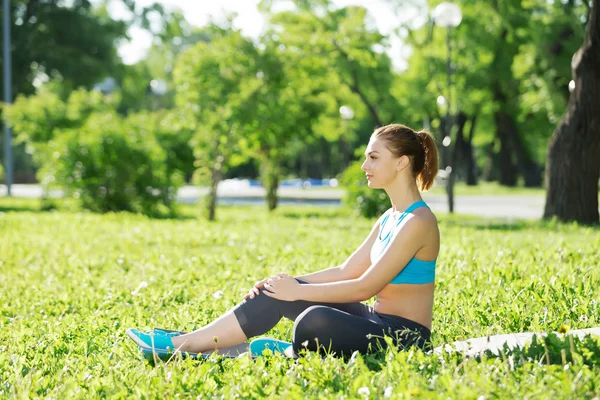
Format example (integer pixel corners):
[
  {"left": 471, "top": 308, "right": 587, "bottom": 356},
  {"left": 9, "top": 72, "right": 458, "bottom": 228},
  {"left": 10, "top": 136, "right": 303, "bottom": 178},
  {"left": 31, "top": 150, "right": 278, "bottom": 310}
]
[{"left": 372, "top": 283, "right": 434, "bottom": 330}]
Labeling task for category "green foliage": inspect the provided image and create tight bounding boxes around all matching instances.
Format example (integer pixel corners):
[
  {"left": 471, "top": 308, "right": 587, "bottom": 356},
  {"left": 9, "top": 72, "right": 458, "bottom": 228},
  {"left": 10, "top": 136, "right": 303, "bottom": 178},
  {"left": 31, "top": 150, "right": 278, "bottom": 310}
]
[
  {"left": 3, "top": 88, "right": 116, "bottom": 146},
  {"left": 173, "top": 28, "right": 260, "bottom": 165},
  {"left": 341, "top": 157, "right": 390, "bottom": 218},
  {"left": 40, "top": 112, "right": 181, "bottom": 216},
  {"left": 1, "top": 0, "right": 128, "bottom": 97},
  {"left": 127, "top": 111, "right": 195, "bottom": 182},
  {"left": 1, "top": 204, "right": 600, "bottom": 397},
  {"left": 4, "top": 88, "right": 194, "bottom": 215}
]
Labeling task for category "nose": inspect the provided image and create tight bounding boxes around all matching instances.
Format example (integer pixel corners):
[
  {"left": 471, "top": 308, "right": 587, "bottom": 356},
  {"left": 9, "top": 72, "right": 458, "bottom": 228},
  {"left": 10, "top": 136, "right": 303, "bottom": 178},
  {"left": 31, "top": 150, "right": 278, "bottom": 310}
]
[{"left": 361, "top": 159, "right": 368, "bottom": 171}]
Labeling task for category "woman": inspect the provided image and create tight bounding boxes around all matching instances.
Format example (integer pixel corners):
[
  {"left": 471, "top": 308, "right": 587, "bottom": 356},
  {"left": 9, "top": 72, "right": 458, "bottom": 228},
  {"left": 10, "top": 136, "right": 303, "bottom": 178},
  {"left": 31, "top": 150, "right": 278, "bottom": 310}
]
[{"left": 127, "top": 123, "right": 440, "bottom": 358}]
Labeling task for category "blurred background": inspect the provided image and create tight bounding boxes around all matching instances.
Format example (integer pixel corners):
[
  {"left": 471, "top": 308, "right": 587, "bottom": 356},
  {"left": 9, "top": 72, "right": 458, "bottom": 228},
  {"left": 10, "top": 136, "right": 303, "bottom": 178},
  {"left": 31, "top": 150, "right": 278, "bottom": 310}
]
[{"left": 0, "top": 0, "right": 598, "bottom": 222}]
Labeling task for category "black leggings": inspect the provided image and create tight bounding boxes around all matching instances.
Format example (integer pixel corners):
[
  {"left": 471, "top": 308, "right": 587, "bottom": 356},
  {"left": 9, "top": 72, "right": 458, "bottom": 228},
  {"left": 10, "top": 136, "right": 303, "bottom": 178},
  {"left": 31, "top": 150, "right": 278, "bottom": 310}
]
[{"left": 232, "top": 279, "right": 431, "bottom": 357}]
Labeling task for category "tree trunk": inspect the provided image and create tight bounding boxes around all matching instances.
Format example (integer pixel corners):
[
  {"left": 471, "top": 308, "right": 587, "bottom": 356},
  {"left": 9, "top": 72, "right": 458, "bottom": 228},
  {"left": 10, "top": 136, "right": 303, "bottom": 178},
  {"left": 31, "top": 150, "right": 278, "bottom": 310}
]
[
  {"left": 491, "top": 23, "right": 542, "bottom": 187},
  {"left": 482, "top": 142, "right": 498, "bottom": 182},
  {"left": 206, "top": 165, "right": 222, "bottom": 222},
  {"left": 544, "top": 0, "right": 600, "bottom": 224},
  {"left": 491, "top": 27, "right": 519, "bottom": 187},
  {"left": 261, "top": 157, "right": 280, "bottom": 212},
  {"left": 494, "top": 110, "right": 519, "bottom": 186},
  {"left": 508, "top": 126, "right": 543, "bottom": 187},
  {"left": 465, "top": 113, "right": 478, "bottom": 185},
  {"left": 451, "top": 112, "right": 468, "bottom": 181},
  {"left": 206, "top": 138, "right": 224, "bottom": 221}
]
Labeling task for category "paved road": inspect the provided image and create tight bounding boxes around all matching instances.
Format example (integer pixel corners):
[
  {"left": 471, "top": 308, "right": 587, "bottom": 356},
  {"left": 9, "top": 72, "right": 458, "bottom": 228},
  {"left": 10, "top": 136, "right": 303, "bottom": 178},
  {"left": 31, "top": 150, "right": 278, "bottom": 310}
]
[{"left": 0, "top": 183, "right": 550, "bottom": 219}]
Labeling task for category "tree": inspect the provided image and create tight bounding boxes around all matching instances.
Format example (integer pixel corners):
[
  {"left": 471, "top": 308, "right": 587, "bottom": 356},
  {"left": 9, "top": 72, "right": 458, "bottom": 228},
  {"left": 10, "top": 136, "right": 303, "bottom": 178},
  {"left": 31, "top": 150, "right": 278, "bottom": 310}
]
[
  {"left": 3, "top": 88, "right": 183, "bottom": 215},
  {"left": 173, "top": 27, "right": 260, "bottom": 220},
  {"left": 397, "top": 0, "right": 554, "bottom": 188},
  {"left": 0, "top": 0, "right": 128, "bottom": 97},
  {"left": 241, "top": 35, "right": 329, "bottom": 211},
  {"left": 544, "top": 0, "right": 600, "bottom": 225},
  {"left": 0, "top": 0, "right": 131, "bottom": 182},
  {"left": 266, "top": 2, "right": 401, "bottom": 128}
]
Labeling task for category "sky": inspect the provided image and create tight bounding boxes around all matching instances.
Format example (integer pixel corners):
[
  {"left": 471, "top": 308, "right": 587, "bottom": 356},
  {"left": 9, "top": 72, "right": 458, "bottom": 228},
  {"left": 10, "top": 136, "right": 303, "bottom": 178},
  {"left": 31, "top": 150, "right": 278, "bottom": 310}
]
[{"left": 103, "top": 0, "right": 429, "bottom": 71}]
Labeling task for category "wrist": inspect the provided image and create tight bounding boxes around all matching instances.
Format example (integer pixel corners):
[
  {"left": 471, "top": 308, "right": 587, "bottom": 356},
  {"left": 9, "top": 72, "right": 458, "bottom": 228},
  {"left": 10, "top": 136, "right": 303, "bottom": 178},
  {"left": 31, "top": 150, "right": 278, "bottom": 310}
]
[{"left": 296, "top": 284, "right": 308, "bottom": 301}]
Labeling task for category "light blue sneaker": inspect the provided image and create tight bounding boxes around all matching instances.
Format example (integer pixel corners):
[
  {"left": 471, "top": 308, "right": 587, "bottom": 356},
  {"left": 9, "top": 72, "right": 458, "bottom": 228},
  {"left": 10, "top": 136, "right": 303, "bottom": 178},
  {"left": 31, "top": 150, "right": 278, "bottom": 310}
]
[
  {"left": 126, "top": 328, "right": 175, "bottom": 351},
  {"left": 249, "top": 337, "right": 293, "bottom": 357},
  {"left": 153, "top": 328, "right": 184, "bottom": 337}
]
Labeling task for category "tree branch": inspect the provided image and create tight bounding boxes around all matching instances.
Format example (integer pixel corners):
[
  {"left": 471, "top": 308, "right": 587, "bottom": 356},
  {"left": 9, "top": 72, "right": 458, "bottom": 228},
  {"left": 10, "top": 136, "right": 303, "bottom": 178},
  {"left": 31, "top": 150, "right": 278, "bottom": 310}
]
[{"left": 332, "top": 40, "right": 384, "bottom": 126}]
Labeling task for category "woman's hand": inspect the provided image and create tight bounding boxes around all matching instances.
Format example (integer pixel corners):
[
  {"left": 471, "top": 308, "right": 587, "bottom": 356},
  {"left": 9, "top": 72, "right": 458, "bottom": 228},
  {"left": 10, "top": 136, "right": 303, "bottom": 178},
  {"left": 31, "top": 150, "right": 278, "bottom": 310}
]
[
  {"left": 243, "top": 277, "right": 270, "bottom": 300},
  {"left": 263, "top": 273, "right": 302, "bottom": 302}
]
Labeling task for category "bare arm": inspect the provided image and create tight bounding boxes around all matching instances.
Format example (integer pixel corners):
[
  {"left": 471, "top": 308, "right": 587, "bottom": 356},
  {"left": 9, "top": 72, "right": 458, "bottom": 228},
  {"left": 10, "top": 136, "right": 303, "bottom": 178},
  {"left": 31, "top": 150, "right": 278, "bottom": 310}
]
[
  {"left": 244, "top": 215, "right": 384, "bottom": 299},
  {"left": 295, "top": 266, "right": 345, "bottom": 283},
  {"left": 295, "top": 216, "right": 432, "bottom": 303},
  {"left": 296, "top": 215, "right": 383, "bottom": 283}
]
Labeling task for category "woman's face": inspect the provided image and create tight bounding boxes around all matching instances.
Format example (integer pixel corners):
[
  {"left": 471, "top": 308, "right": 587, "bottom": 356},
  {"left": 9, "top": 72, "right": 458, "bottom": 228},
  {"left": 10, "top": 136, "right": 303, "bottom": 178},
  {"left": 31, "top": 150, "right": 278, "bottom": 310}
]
[{"left": 361, "top": 136, "right": 404, "bottom": 189}]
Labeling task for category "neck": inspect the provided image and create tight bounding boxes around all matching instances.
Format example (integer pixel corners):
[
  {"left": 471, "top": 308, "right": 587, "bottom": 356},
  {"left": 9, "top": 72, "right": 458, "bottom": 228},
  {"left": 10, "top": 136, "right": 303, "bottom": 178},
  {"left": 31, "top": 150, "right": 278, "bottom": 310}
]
[{"left": 384, "top": 179, "right": 422, "bottom": 213}]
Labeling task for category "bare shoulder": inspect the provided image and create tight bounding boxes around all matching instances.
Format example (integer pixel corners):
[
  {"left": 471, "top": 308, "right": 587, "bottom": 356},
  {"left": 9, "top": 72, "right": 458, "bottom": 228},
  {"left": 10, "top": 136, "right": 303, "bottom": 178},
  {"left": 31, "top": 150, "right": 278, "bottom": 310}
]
[
  {"left": 404, "top": 207, "right": 440, "bottom": 241},
  {"left": 410, "top": 206, "right": 438, "bottom": 228}
]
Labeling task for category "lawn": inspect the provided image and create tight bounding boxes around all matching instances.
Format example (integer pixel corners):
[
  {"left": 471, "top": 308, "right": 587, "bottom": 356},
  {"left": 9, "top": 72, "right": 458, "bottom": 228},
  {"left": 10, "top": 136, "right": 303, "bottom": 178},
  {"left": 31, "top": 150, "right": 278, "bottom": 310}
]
[{"left": 1, "top": 198, "right": 599, "bottom": 398}]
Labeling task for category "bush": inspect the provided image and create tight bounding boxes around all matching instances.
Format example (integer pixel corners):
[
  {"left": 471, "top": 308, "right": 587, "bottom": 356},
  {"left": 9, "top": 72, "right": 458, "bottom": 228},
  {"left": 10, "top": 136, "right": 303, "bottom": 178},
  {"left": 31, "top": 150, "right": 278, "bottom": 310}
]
[
  {"left": 127, "top": 111, "right": 195, "bottom": 183},
  {"left": 40, "top": 112, "right": 183, "bottom": 217},
  {"left": 341, "top": 159, "right": 390, "bottom": 218}
]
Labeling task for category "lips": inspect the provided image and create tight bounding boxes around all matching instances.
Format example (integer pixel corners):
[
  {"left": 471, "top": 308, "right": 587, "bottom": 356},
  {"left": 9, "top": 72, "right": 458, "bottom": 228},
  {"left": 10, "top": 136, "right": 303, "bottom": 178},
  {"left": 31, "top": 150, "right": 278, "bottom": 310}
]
[{"left": 366, "top": 174, "right": 373, "bottom": 179}]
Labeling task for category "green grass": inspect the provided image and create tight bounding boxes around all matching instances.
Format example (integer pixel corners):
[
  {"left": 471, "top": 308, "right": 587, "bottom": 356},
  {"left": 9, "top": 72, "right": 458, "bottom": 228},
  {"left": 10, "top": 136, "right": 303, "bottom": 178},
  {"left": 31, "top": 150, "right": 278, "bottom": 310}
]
[{"left": 1, "top": 198, "right": 600, "bottom": 398}]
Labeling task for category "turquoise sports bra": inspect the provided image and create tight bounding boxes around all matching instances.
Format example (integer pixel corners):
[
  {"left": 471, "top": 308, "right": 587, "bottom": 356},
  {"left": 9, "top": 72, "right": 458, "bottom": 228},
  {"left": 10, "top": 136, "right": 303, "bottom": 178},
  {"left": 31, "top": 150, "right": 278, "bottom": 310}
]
[{"left": 369, "top": 200, "right": 436, "bottom": 285}]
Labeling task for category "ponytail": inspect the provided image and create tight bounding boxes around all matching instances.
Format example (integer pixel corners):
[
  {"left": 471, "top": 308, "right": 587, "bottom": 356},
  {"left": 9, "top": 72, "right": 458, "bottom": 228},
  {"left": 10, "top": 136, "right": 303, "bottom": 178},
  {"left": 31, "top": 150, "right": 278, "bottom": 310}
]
[{"left": 415, "top": 130, "right": 439, "bottom": 191}]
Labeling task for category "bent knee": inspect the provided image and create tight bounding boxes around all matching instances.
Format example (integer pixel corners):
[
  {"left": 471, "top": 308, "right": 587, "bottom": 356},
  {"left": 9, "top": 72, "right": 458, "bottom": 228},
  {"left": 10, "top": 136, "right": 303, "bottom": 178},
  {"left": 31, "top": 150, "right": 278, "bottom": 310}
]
[{"left": 293, "top": 306, "right": 334, "bottom": 341}]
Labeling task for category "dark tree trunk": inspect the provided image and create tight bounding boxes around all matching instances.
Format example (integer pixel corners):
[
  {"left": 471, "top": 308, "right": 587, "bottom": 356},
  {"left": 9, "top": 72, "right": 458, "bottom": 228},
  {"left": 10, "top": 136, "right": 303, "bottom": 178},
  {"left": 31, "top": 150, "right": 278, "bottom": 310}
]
[
  {"left": 494, "top": 110, "right": 519, "bottom": 186},
  {"left": 482, "top": 142, "right": 498, "bottom": 182},
  {"left": 491, "top": 27, "right": 519, "bottom": 187},
  {"left": 491, "top": 23, "right": 542, "bottom": 187},
  {"left": 451, "top": 111, "right": 478, "bottom": 185},
  {"left": 465, "top": 113, "right": 478, "bottom": 185},
  {"left": 451, "top": 112, "right": 468, "bottom": 181},
  {"left": 506, "top": 117, "right": 543, "bottom": 187},
  {"left": 544, "top": 0, "right": 600, "bottom": 224},
  {"left": 439, "top": 116, "right": 450, "bottom": 170}
]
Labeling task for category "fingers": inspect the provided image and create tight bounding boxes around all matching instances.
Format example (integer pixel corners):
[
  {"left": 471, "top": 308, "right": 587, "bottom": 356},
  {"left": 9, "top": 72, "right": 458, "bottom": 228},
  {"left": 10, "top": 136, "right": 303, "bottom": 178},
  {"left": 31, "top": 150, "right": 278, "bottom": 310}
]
[
  {"left": 245, "top": 287, "right": 261, "bottom": 300},
  {"left": 246, "top": 275, "right": 283, "bottom": 300}
]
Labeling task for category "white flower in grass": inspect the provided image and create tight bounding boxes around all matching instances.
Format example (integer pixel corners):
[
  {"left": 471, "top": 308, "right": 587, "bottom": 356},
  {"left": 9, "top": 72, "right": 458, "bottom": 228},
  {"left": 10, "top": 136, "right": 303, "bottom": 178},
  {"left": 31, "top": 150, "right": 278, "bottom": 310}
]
[
  {"left": 131, "top": 281, "right": 148, "bottom": 296},
  {"left": 384, "top": 386, "right": 393, "bottom": 398},
  {"left": 358, "top": 387, "right": 370, "bottom": 397},
  {"left": 213, "top": 290, "right": 224, "bottom": 299}
]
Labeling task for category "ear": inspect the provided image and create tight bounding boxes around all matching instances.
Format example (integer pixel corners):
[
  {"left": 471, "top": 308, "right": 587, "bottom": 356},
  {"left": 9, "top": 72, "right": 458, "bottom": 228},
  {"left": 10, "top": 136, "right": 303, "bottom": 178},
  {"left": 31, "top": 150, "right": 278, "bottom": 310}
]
[{"left": 396, "top": 155, "right": 410, "bottom": 172}]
